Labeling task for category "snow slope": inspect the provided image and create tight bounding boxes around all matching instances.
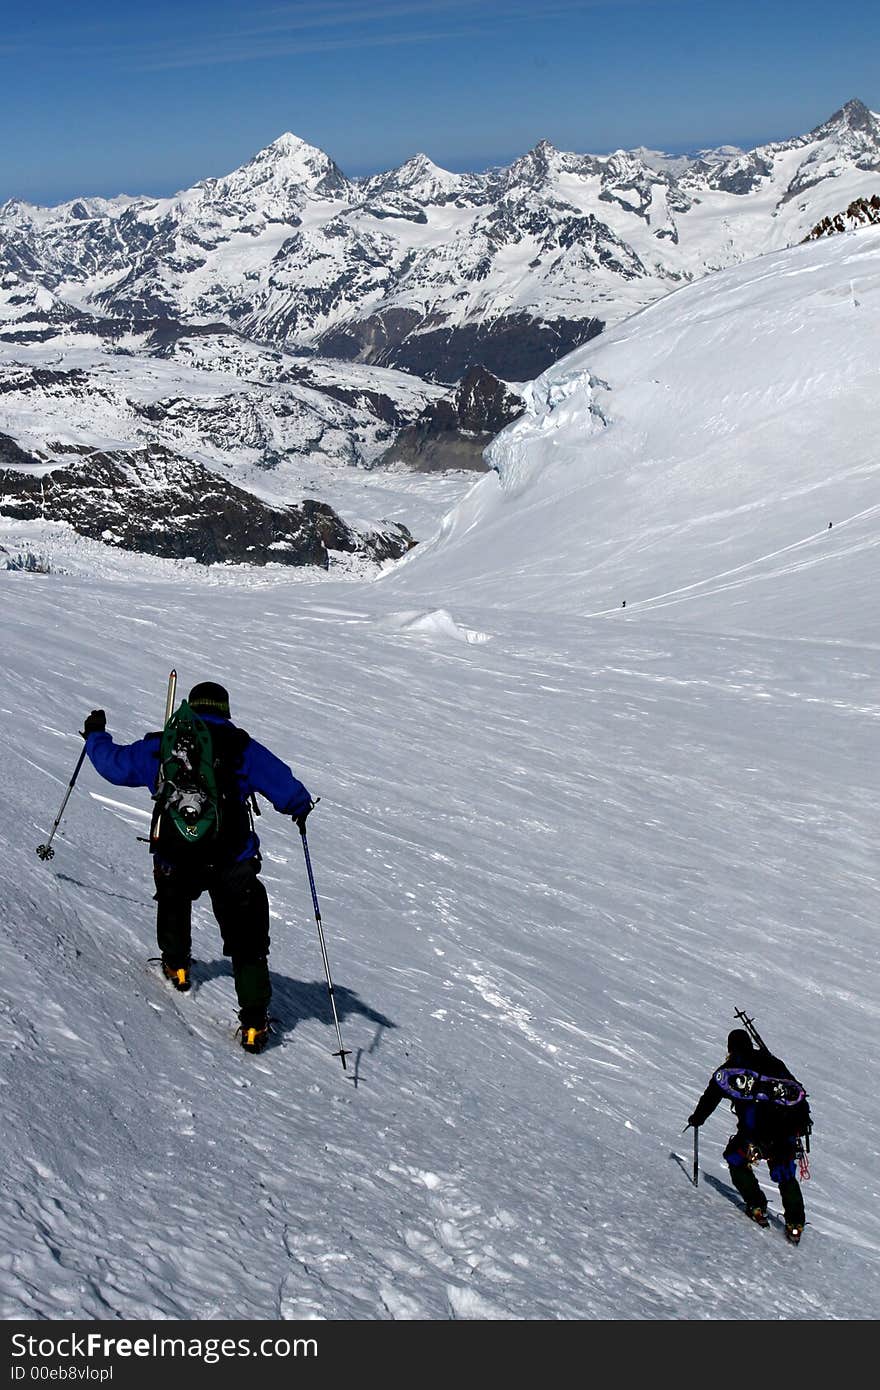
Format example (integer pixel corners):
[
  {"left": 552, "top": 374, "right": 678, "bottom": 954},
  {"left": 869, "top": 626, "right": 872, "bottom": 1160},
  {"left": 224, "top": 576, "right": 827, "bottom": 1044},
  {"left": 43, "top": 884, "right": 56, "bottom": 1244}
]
[
  {"left": 394, "top": 226, "right": 880, "bottom": 641},
  {"left": 1, "top": 228, "right": 878, "bottom": 1320}
]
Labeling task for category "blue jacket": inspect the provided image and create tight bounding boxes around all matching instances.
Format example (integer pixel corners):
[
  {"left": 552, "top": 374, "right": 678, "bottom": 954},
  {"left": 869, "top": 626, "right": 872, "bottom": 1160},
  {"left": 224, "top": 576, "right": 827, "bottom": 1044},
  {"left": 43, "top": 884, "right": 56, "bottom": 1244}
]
[{"left": 85, "top": 714, "right": 312, "bottom": 861}]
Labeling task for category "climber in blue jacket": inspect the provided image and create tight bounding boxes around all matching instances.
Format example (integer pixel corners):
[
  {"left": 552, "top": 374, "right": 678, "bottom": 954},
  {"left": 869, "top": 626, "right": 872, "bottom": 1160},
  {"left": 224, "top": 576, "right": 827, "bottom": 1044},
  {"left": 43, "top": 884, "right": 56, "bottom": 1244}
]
[{"left": 82, "top": 680, "right": 313, "bottom": 1052}]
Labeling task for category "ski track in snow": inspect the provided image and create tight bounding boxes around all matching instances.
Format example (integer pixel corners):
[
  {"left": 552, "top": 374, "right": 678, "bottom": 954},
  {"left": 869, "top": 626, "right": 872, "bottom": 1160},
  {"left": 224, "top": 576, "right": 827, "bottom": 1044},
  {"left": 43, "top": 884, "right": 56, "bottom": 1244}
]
[{"left": 1, "top": 230, "right": 880, "bottom": 1320}]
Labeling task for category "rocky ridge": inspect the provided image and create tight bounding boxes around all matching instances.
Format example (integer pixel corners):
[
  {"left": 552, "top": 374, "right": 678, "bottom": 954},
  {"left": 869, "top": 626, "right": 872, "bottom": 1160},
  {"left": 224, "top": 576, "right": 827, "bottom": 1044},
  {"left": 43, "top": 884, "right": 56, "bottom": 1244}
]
[{"left": 803, "top": 193, "right": 880, "bottom": 239}]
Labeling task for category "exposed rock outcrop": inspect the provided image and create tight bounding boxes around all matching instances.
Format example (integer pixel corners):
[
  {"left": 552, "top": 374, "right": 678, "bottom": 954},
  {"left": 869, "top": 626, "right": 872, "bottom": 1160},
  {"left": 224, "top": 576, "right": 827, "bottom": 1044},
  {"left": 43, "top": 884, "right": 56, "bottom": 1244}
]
[
  {"left": 0, "top": 439, "right": 413, "bottom": 567},
  {"left": 803, "top": 193, "right": 880, "bottom": 240},
  {"left": 384, "top": 366, "right": 526, "bottom": 471}
]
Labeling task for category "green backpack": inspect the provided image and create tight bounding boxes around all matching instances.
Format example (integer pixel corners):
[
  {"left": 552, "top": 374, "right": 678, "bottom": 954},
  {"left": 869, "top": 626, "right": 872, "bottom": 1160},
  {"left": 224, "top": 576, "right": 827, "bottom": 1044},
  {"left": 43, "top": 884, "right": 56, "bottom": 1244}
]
[
  {"left": 152, "top": 702, "right": 252, "bottom": 862},
  {"left": 157, "top": 701, "right": 221, "bottom": 844}
]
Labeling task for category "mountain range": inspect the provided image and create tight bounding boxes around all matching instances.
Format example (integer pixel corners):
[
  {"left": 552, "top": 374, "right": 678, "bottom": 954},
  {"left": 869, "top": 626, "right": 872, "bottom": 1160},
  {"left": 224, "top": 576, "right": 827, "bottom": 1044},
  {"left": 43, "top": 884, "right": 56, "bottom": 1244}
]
[{"left": 1, "top": 98, "right": 878, "bottom": 565}]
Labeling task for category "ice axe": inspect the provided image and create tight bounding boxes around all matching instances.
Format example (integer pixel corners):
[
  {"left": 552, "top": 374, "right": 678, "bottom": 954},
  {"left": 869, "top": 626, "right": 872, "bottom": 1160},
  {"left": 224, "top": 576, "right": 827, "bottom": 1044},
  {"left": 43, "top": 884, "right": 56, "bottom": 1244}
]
[{"left": 682, "top": 1122, "right": 699, "bottom": 1187}]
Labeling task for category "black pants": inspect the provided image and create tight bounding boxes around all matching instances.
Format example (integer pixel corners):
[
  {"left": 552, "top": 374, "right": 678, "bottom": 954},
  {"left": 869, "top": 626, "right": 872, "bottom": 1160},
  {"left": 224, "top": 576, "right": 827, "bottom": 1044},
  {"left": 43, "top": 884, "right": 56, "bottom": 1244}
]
[
  {"left": 724, "top": 1131, "right": 805, "bottom": 1226},
  {"left": 154, "top": 856, "right": 271, "bottom": 1023}
]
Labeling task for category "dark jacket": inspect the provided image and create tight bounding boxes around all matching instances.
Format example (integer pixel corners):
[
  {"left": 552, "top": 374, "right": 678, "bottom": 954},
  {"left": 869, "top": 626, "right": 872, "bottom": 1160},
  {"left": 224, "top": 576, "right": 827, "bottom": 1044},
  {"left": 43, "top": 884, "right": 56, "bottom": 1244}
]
[
  {"left": 691, "top": 1047, "right": 802, "bottom": 1139},
  {"left": 86, "top": 714, "right": 312, "bottom": 862}
]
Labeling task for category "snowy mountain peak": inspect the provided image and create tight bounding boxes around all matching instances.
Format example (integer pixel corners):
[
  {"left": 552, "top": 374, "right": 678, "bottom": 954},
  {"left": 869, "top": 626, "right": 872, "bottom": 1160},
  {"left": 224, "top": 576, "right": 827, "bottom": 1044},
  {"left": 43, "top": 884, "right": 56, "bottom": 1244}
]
[
  {"left": 206, "top": 132, "right": 353, "bottom": 202},
  {"left": 254, "top": 131, "right": 333, "bottom": 167},
  {"left": 773, "top": 97, "right": 880, "bottom": 200},
  {"left": 801, "top": 98, "right": 880, "bottom": 164},
  {"left": 603, "top": 147, "right": 657, "bottom": 177},
  {"left": 523, "top": 138, "right": 560, "bottom": 168},
  {"left": 624, "top": 146, "right": 693, "bottom": 176},
  {"left": 499, "top": 139, "right": 566, "bottom": 193},
  {"left": 817, "top": 97, "right": 877, "bottom": 136},
  {"left": 404, "top": 153, "right": 452, "bottom": 177},
  {"left": 0, "top": 197, "right": 37, "bottom": 225},
  {"left": 0, "top": 193, "right": 138, "bottom": 228},
  {"left": 362, "top": 152, "right": 464, "bottom": 205},
  {"left": 694, "top": 144, "right": 746, "bottom": 163}
]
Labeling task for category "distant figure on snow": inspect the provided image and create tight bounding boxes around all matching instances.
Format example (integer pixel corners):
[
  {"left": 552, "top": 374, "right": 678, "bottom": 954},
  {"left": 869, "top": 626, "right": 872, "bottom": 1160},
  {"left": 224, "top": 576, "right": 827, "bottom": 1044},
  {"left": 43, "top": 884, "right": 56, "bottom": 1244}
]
[
  {"left": 82, "top": 681, "right": 313, "bottom": 1053},
  {"left": 687, "top": 1028, "right": 811, "bottom": 1244}
]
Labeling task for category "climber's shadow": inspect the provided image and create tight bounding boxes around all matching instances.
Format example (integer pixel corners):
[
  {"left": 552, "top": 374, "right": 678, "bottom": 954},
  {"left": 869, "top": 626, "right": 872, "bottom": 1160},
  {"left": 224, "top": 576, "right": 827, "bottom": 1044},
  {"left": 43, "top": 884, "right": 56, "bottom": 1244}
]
[
  {"left": 192, "top": 959, "right": 396, "bottom": 1063},
  {"left": 271, "top": 973, "right": 396, "bottom": 1043}
]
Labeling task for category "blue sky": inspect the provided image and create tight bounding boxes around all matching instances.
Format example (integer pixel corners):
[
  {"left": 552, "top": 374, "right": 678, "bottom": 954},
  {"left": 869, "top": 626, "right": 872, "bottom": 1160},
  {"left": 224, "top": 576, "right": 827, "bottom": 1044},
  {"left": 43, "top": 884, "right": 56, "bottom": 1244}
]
[{"left": 2, "top": 0, "right": 878, "bottom": 204}]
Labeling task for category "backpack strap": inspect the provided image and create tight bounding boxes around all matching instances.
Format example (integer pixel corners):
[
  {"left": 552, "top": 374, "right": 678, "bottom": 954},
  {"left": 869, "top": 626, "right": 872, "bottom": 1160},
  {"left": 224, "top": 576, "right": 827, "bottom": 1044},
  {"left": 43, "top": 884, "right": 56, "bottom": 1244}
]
[{"left": 206, "top": 723, "right": 252, "bottom": 849}]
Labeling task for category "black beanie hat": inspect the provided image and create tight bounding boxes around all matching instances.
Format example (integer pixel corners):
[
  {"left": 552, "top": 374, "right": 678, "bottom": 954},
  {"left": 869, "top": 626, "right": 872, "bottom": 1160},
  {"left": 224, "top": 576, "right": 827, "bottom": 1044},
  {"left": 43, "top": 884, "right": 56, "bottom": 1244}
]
[
  {"left": 188, "top": 681, "right": 230, "bottom": 716},
  {"left": 727, "top": 1028, "right": 753, "bottom": 1056}
]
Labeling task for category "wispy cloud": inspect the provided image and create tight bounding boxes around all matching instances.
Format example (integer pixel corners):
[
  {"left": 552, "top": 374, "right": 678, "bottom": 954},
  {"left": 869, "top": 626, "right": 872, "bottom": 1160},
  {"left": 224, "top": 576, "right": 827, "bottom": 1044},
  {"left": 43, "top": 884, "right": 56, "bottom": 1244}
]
[
  {"left": 138, "top": 25, "right": 485, "bottom": 72},
  {"left": 237, "top": 0, "right": 484, "bottom": 34},
  {"left": 136, "top": 0, "right": 636, "bottom": 70},
  {"left": 2, "top": 0, "right": 645, "bottom": 71},
  {"left": 225, "top": 0, "right": 630, "bottom": 38}
]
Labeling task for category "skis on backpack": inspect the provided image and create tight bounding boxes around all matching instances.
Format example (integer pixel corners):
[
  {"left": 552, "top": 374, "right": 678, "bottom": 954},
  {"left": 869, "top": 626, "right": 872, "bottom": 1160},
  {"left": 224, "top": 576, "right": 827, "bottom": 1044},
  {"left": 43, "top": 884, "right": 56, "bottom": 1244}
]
[{"left": 149, "top": 670, "right": 178, "bottom": 849}]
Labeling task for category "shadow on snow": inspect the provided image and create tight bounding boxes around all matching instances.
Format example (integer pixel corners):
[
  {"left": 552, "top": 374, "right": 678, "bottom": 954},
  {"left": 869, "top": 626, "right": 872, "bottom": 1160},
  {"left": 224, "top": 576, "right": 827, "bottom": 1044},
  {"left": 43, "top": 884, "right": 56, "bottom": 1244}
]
[{"left": 191, "top": 957, "right": 397, "bottom": 1060}]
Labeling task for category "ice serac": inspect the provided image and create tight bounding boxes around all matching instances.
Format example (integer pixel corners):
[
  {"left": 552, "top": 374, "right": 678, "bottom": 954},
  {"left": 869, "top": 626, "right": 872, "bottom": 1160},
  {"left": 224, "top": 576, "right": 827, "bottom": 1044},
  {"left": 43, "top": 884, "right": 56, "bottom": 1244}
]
[{"left": 392, "top": 223, "right": 880, "bottom": 643}]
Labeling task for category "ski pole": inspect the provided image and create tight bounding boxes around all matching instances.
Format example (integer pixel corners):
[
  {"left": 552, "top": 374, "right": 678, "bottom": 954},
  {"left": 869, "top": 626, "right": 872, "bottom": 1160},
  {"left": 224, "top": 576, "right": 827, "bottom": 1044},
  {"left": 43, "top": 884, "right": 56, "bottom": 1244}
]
[
  {"left": 299, "top": 823, "right": 351, "bottom": 1071},
  {"left": 36, "top": 744, "right": 89, "bottom": 861}
]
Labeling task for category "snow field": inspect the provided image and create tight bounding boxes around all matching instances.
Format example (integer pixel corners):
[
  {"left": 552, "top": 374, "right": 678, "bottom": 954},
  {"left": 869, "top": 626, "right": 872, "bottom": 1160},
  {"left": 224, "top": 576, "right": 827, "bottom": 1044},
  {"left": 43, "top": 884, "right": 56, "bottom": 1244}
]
[
  {"left": 1, "top": 562, "right": 878, "bottom": 1319},
  {"left": 1, "top": 225, "right": 879, "bottom": 1320}
]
